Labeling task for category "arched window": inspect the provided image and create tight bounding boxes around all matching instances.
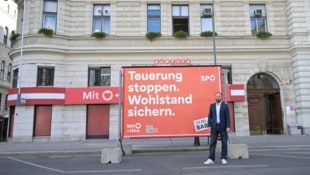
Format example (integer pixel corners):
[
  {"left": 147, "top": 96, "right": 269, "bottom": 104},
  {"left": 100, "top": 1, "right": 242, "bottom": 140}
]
[
  {"left": 7, "top": 63, "right": 12, "bottom": 82},
  {"left": 0, "top": 61, "right": 5, "bottom": 80},
  {"left": 5, "top": 94, "right": 8, "bottom": 111},
  {"left": 247, "top": 73, "right": 279, "bottom": 89},
  {"left": 13, "top": 69, "right": 18, "bottom": 88},
  {"left": 3, "top": 27, "right": 8, "bottom": 45}
]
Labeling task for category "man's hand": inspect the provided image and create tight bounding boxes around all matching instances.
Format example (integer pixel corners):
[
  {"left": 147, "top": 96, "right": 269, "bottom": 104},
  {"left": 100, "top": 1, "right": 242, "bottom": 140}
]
[{"left": 226, "top": 128, "right": 230, "bottom": 132}]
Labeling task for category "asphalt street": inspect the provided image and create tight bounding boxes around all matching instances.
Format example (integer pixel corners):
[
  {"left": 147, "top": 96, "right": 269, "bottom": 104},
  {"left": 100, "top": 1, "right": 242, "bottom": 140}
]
[{"left": 1, "top": 147, "right": 310, "bottom": 175}]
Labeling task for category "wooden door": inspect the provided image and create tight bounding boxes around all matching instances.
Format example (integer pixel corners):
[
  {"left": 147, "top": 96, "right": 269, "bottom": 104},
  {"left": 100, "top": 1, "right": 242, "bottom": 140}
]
[
  {"left": 248, "top": 94, "right": 266, "bottom": 135},
  {"left": 34, "top": 106, "right": 52, "bottom": 136},
  {"left": 228, "top": 103, "right": 235, "bottom": 132},
  {"left": 8, "top": 107, "right": 15, "bottom": 138},
  {"left": 87, "top": 105, "right": 109, "bottom": 138},
  {"left": 269, "top": 93, "right": 283, "bottom": 134}
]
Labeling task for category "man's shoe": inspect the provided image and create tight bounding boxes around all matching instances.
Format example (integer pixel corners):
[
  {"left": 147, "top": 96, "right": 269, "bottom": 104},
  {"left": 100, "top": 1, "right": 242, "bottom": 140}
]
[
  {"left": 221, "top": 159, "right": 227, "bottom": 164},
  {"left": 203, "top": 159, "right": 214, "bottom": 165}
]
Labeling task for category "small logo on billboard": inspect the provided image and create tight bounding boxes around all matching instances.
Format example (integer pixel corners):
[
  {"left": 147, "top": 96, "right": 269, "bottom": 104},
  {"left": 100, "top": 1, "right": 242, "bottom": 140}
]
[
  {"left": 146, "top": 125, "right": 158, "bottom": 133},
  {"left": 194, "top": 117, "right": 208, "bottom": 132},
  {"left": 200, "top": 74, "right": 216, "bottom": 82},
  {"left": 126, "top": 123, "right": 141, "bottom": 133}
]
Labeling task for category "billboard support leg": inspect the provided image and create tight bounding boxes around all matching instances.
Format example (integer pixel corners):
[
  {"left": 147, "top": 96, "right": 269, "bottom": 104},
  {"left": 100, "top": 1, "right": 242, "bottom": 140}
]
[
  {"left": 194, "top": 137, "right": 200, "bottom": 146},
  {"left": 118, "top": 70, "right": 125, "bottom": 155},
  {"left": 118, "top": 139, "right": 125, "bottom": 156}
]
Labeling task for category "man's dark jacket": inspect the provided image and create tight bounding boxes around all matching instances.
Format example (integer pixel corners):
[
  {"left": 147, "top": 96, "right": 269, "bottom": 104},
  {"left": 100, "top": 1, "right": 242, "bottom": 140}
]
[{"left": 207, "top": 102, "right": 230, "bottom": 130}]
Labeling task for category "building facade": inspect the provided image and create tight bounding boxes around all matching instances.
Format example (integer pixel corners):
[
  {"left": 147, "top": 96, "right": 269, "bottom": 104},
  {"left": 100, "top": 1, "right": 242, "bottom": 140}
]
[
  {"left": 0, "top": 0, "right": 17, "bottom": 141},
  {"left": 7, "top": 0, "right": 310, "bottom": 142}
]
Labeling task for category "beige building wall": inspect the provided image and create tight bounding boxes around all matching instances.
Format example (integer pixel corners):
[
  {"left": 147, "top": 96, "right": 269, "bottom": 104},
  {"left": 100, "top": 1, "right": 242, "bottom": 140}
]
[
  {"left": 287, "top": 0, "right": 310, "bottom": 134},
  {"left": 0, "top": 0, "right": 17, "bottom": 128},
  {"left": 0, "top": 0, "right": 18, "bottom": 46},
  {"left": 9, "top": 0, "right": 309, "bottom": 141}
]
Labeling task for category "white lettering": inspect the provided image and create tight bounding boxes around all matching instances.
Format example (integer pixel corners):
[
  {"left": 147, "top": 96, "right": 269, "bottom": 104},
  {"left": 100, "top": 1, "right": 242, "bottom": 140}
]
[
  {"left": 128, "top": 71, "right": 183, "bottom": 82},
  {"left": 128, "top": 106, "right": 174, "bottom": 117},
  {"left": 200, "top": 74, "right": 217, "bottom": 82},
  {"left": 127, "top": 83, "right": 178, "bottom": 94},
  {"left": 83, "top": 91, "right": 99, "bottom": 100},
  {"left": 128, "top": 94, "right": 193, "bottom": 105}
]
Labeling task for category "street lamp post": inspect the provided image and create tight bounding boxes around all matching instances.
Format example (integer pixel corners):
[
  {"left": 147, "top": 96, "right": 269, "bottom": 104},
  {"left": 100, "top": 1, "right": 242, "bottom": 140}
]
[
  {"left": 212, "top": 0, "right": 217, "bottom": 65},
  {"left": 17, "top": 0, "right": 26, "bottom": 105},
  {"left": 194, "top": 1, "right": 217, "bottom": 147}
]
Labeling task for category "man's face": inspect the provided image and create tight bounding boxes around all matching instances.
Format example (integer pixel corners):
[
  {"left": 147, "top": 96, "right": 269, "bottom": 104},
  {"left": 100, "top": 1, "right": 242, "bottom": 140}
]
[{"left": 215, "top": 93, "right": 222, "bottom": 103}]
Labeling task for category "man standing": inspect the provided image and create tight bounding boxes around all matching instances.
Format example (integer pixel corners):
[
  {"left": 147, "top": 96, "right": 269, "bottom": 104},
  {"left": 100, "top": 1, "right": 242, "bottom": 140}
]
[{"left": 204, "top": 92, "right": 230, "bottom": 165}]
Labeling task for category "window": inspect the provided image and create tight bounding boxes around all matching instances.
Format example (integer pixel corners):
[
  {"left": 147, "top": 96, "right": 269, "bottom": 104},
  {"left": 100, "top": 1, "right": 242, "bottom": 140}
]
[
  {"left": 7, "top": 63, "right": 12, "bottom": 82},
  {"left": 3, "top": 27, "right": 8, "bottom": 45},
  {"left": 12, "top": 69, "right": 18, "bottom": 88},
  {"left": 88, "top": 67, "right": 111, "bottom": 86},
  {"left": 222, "top": 67, "right": 232, "bottom": 84},
  {"left": 37, "top": 67, "right": 54, "bottom": 86},
  {"left": 93, "top": 5, "right": 110, "bottom": 34},
  {"left": 250, "top": 5, "right": 267, "bottom": 36},
  {"left": 5, "top": 94, "right": 8, "bottom": 110},
  {"left": 147, "top": 5, "right": 161, "bottom": 33},
  {"left": 10, "top": 31, "right": 15, "bottom": 47},
  {"left": 0, "top": 61, "right": 5, "bottom": 80},
  {"left": 172, "top": 5, "right": 189, "bottom": 34},
  {"left": 201, "top": 5, "right": 213, "bottom": 32},
  {"left": 43, "top": 0, "right": 58, "bottom": 32}
]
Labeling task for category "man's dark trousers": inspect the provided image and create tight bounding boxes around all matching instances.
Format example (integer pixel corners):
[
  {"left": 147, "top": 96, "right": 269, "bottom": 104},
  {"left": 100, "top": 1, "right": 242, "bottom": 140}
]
[{"left": 208, "top": 124, "right": 228, "bottom": 161}]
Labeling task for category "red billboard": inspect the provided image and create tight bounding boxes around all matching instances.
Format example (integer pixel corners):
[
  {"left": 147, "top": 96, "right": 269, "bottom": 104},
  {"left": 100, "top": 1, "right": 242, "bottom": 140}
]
[{"left": 122, "top": 66, "right": 222, "bottom": 138}]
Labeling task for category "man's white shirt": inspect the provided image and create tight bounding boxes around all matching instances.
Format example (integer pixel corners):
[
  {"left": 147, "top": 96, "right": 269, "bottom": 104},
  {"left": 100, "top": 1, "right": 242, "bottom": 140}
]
[{"left": 216, "top": 102, "right": 221, "bottom": 123}]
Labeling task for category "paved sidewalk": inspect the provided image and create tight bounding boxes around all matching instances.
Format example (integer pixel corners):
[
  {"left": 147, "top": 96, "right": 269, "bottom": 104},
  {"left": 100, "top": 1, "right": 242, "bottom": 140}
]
[{"left": 0, "top": 135, "right": 309, "bottom": 156}]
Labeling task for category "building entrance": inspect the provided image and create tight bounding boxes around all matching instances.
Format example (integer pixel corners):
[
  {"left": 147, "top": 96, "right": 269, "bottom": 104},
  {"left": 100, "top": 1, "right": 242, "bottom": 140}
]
[
  {"left": 247, "top": 73, "right": 283, "bottom": 135},
  {"left": 0, "top": 116, "right": 8, "bottom": 141},
  {"left": 86, "top": 105, "right": 109, "bottom": 139}
]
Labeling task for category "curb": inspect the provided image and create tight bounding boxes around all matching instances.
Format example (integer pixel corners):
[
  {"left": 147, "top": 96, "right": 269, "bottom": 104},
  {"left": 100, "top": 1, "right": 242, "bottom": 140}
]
[
  {"left": 247, "top": 145, "right": 310, "bottom": 150},
  {"left": 132, "top": 146, "right": 208, "bottom": 154},
  {"left": 1, "top": 145, "right": 310, "bottom": 157},
  {"left": 0, "top": 150, "right": 101, "bottom": 157}
]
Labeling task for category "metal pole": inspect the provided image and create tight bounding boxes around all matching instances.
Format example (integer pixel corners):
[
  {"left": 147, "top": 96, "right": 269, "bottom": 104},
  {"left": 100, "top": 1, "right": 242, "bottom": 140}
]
[
  {"left": 196, "top": 1, "right": 217, "bottom": 147},
  {"left": 223, "top": 69, "right": 227, "bottom": 103},
  {"left": 212, "top": 0, "right": 217, "bottom": 65},
  {"left": 118, "top": 70, "right": 125, "bottom": 155},
  {"left": 17, "top": 0, "right": 26, "bottom": 105}
]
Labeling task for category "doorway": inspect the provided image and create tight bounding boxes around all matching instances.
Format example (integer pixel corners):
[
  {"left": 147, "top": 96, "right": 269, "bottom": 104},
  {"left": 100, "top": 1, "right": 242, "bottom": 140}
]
[
  {"left": 33, "top": 105, "right": 52, "bottom": 137},
  {"left": 86, "top": 105, "right": 109, "bottom": 139},
  {"left": 8, "top": 107, "right": 15, "bottom": 138},
  {"left": 0, "top": 116, "right": 8, "bottom": 141},
  {"left": 247, "top": 73, "right": 283, "bottom": 135}
]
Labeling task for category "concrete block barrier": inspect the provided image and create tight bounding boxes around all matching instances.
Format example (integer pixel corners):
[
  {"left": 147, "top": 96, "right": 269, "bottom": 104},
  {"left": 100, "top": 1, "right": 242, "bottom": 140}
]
[
  {"left": 216, "top": 142, "right": 249, "bottom": 159},
  {"left": 122, "top": 143, "right": 132, "bottom": 155},
  {"left": 100, "top": 148, "right": 122, "bottom": 164},
  {"left": 228, "top": 144, "right": 249, "bottom": 159}
]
